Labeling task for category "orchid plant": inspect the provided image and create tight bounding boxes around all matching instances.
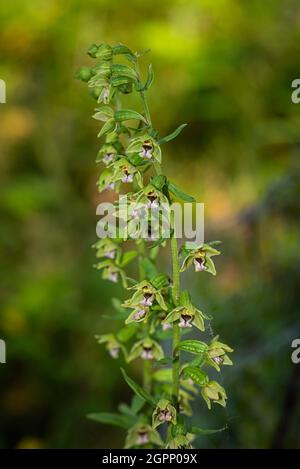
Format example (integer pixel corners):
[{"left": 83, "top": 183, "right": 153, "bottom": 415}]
[{"left": 76, "top": 42, "right": 233, "bottom": 449}]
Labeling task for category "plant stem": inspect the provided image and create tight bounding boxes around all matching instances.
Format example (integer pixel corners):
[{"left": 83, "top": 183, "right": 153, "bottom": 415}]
[
  {"left": 137, "top": 239, "right": 152, "bottom": 393},
  {"left": 135, "top": 58, "right": 152, "bottom": 127},
  {"left": 170, "top": 229, "right": 181, "bottom": 410}
]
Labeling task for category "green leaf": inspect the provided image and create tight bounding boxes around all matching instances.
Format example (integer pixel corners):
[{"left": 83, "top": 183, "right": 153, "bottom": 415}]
[
  {"left": 117, "top": 325, "right": 137, "bottom": 342},
  {"left": 120, "top": 250, "right": 138, "bottom": 267},
  {"left": 121, "top": 368, "right": 157, "bottom": 406},
  {"left": 158, "top": 123, "right": 187, "bottom": 144},
  {"left": 111, "top": 63, "right": 137, "bottom": 80},
  {"left": 131, "top": 395, "right": 145, "bottom": 413},
  {"left": 112, "top": 44, "right": 136, "bottom": 61},
  {"left": 151, "top": 273, "right": 170, "bottom": 290},
  {"left": 151, "top": 175, "right": 167, "bottom": 191},
  {"left": 176, "top": 340, "right": 207, "bottom": 355},
  {"left": 114, "top": 109, "right": 147, "bottom": 123},
  {"left": 98, "top": 118, "right": 116, "bottom": 138},
  {"left": 87, "top": 412, "right": 133, "bottom": 429},
  {"left": 141, "top": 257, "right": 157, "bottom": 280},
  {"left": 190, "top": 425, "right": 227, "bottom": 435},
  {"left": 183, "top": 366, "right": 208, "bottom": 386},
  {"left": 168, "top": 181, "right": 195, "bottom": 202},
  {"left": 138, "top": 64, "right": 154, "bottom": 91}
]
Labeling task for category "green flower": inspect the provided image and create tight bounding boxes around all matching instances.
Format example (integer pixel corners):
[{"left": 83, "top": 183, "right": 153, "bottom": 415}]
[
  {"left": 96, "top": 143, "right": 118, "bottom": 165},
  {"left": 125, "top": 424, "right": 163, "bottom": 448},
  {"left": 124, "top": 280, "right": 168, "bottom": 311},
  {"left": 95, "top": 334, "right": 125, "bottom": 359},
  {"left": 88, "top": 43, "right": 112, "bottom": 61},
  {"left": 126, "top": 133, "right": 162, "bottom": 164},
  {"left": 206, "top": 336, "right": 233, "bottom": 371},
  {"left": 180, "top": 242, "right": 221, "bottom": 275},
  {"left": 128, "top": 337, "right": 164, "bottom": 362},
  {"left": 167, "top": 433, "right": 194, "bottom": 449},
  {"left": 92, "top": 238, "right": 120, "bottom": 261},
  {"left": 201, "top": 381, "right": 227, "bottom": 409},
  {"left": 94, "top": 259, "right": 127, "bottom": 286},
  {"left": 125, "top": 306, "right": 150, "bottom": 324},
  {"left": 136, "top": 184, "right": 169, "bottom": 211},
  {"left": 162, "top": 304, "right": 205, "bottom": 331},
  {"left": 109, "top": 158, "right": 142, "bottom": 186},
  {"left": 152, "top": 399, "right": 176, "bottom": 428}
]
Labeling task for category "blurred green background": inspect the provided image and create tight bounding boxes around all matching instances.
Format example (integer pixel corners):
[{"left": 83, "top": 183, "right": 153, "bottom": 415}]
[{"left": 1, "top": 0, "right": 300, "bottom": 449}]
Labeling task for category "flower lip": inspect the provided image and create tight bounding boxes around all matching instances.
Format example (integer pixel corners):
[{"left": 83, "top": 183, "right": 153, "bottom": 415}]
[
  {"left": 105, "top": 249, "right": 116, "bottom": 259},
  {"left": 137, "top": 431, "right": 149, "bottom": 445},
  {"left": 159, "top": 409, "right": 172, "bottom": 422},
  {"left": 140, "top": 140, "right": 153, "bottom": 159},
  {"left": 109, "top": 347, "right": 119, "bottom": 358},
  {"left": 213, "top": 355, "right": 224, "bottom": 364},
  {"left": 141, "top": 346, "right": 153, "bottom": 360},
  {"left": 179, "top": 314, "right": 193, "bottom": 328},
  {"left": 108, "top": 271, "right": 118, "bottom": 283},
  {"left": 133, "top": 308, "right": 147, "bottom": 321},
  {"left": 194, "top": 257, "right": 206, "bottom": 272},
  {"left": 102, "top": 153, "right": 114, "bottom": 163},
  {"left": 140, "top": 293, "right": 154, "bottom": 306}
]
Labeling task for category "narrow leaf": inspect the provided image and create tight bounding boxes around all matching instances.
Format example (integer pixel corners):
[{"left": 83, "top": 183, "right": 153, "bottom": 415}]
[
  {"left": 168, "top": 181, "right": 195, "bottom": 202},
  {"left": 183, "top": 366, "right": 208, "bottom": 386},
  {"left": 87, "top": 412, "right": 133, "bottom": 429},
  {"left": 176, "top": 340, "right": 208, "bottom": 355},
  {"left": 115, "top": 109, "right": 147, "bottom": 123},
  {"left": 121, "top": 368, "right": 157, "bottom": 406},
  {"left": 190, "top": 425, "right": 228, "bottom": 435},
  {"left": 120, "top": 250, "right": 138, "bottom": 267},
  {"left": 158, "top": 123, "right": 187, "bottom": 144}
]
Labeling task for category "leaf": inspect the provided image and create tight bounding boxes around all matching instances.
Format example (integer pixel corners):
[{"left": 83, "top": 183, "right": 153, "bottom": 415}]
[
  {"left": 151, "top": 273, "right": 170, "bottom": 290},
  {"left": 111, "top": 63, "right": 137, "bottom": 80},
  {"left": 131, "top": 395, "right": 145, "bottom": 413},
  {"left": 121, "top": 368, "right": 157, "bottom": 407},
  {"left": 117, "top": 325, "right": 138, "bottom": 343},
  {"left": 120, "top": 250, "right": 138, "bottom": 267},
  {"left": 176, "top": 340, "right": 208, "bottom": 355},
  {"left": 190, "top": 425, "right": 228, "bottom": 435},
  {"left": 112, "top": 44, "right": 136, "bottom": 61},
  {"left": 183, "top": 366, "right": 208, "bottom": 386},
  {"left": 138, "top": 64, "right": 154, "bottom": 91},
  {"left": 87, "top": 412, "right": 133, "bottom": 429},
  {"left": 114, "top": 109, "right": 147, "bottom": 123},
  {"left": 98, "top": 118, "right": 116, "bottom": 138},
  {"left": 141, "top": 257, "right": 157, "bottom": 280},
  {"left": 168, "top": 181, "right": 195, "bottom": 202},
  {"left": 151, "top": 174, "right": 167, "bottom": 191},
  {"left": 152, "top": 357, "right": 173, "bottom": 367},
  {"left": 158, "top": 123, "right": 187, "bottom": 144}
]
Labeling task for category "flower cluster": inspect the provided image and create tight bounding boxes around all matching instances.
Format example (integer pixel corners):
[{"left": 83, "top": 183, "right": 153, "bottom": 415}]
[{"left": 77, "top": 42, "right": 233, "bottom": 449}]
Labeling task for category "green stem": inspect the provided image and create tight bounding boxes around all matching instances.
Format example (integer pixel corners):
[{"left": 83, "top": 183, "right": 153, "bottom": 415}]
[
  {"left": 135, "top": 58, "right": 152, "bottom": 127},
  {"left": 137, "top": 239, "right": 152, "bottom": 393},
  {"left": 170, "top": 230, "right": 181, "bottom": 410}
]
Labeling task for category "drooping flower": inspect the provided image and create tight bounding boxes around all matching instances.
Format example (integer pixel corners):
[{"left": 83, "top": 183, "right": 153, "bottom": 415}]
[
  {"left": 126, "top": 134, "right": 162, "bottom": 164},
  {"left": 96, "top": 144, "right": 118, "bottom": 165},
  {"left": 180, "top": 242, "right": 221, "bottom": 276},
  {"left": 125, "top": 424, "right": 163, "bottom": 449},
  {"left": 123, "top": 279, "right": 168, "bottom": 311},
  {"left": 92, "top": 239, "right": 120, "bottom": 261},
  {"left": 206, "top": 336, "right": 233, "bottom": 371},
  {"left": 125, "top": 307, "right": 149, "bottom": 324},
  {"left": 201, "top": 381, "right": 227, "bottom": 409},
  {"left": 162, "top": 304, "right": 205, "bottom": 331},
  {"left": 128, "top": 338, "right": 164, "bottom": 362},
  {"left": 95, "top": 334, "right": 125, "bottom": 360},
  {"left": 152, "top": 399, "right": 176, "bottom": 428},
  {"left": 167, "top": 433, "right": 194, "bottom": 449}
]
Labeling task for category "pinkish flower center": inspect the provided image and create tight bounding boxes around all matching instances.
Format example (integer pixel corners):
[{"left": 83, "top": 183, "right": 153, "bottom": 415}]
[{"left": 179, "top": 314, "right": 193, "bottom": 328}]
